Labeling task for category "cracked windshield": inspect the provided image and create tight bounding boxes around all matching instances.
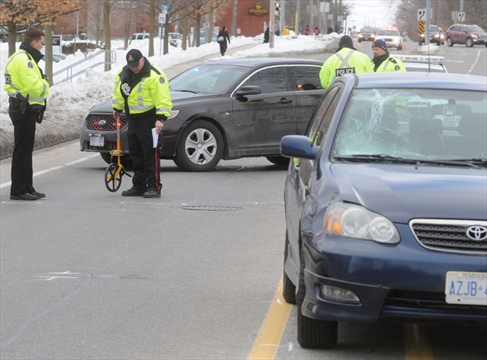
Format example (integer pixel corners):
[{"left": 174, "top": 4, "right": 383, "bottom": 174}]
[{"left": 333, "top": 89, "right": 487, "bottom": 163}]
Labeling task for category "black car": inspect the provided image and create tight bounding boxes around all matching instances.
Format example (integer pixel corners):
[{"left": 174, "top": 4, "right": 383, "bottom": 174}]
[
  {"left": 280, "top": 72, "right": 487, "bottom": 349},
  {"left": 357, "top": 27, "right": 375, "bottom": 42},
  {"left": 79, "top": 58, "right": 325, "bottom": 171},
  {"left": 420, "top": 25, "right": 445, "bottom": 45}
]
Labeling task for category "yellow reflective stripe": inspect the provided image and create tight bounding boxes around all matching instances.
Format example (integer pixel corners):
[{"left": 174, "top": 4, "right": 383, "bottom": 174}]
[
  {"left": 112, "top": 99, "right": 121, "bottom": 106},
  {"left": 29, "top": 82, "right": 47, "bottom": 103},
  {"left": 128, "top": 104, "right": 154, "bottom": 112}
]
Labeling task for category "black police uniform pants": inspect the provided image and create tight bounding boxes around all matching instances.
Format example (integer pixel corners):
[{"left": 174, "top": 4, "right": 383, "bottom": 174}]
[
  {"left": 9, "top": 104, "right": 37, "bottom": 197},
  {"left": 127, "top": 117, "right": 161, "bottom": 193}
]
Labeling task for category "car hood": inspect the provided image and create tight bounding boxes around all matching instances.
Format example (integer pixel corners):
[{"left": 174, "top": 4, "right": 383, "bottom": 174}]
[
  {"left": 88, "top": 91, "right": 220, "bottom": 113},
  {"left": 330, "top": 164, "right": 487, "bottom": 223}
]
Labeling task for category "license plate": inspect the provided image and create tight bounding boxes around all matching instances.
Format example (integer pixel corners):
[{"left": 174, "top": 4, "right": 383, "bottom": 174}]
[
  {"left": 445, "top": 271, "right": 487, "bottom": 306},
  {"left": 90, "top": 135, "right": 104, "bottom": 147}
]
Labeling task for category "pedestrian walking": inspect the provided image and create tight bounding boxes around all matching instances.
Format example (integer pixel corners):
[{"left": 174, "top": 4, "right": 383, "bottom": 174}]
[
  {"left": 4, "top": 27, "right": 50, "bottom": 200},
  {"left": 263, "top": 27, "right": 270, "bottom": 43},
  {"left": 319, "top": 35, "right": 373, "bottom": 89},
  {"left": 112, "top": 49, "right": 172, "bottom": 198},
  {"left": 217, "top": 25, "right": 231, "bottom": 56},
  {"left": 371, "top": 39, "right": 406, "bottom": 72},
  {"left": 304, "top": 25, "right": 311, "bottom": 36}
]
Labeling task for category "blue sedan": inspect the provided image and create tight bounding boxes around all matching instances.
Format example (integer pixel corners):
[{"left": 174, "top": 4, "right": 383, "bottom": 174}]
[{"left": 280, "top": 72, "right": 487, "bottom": 349}]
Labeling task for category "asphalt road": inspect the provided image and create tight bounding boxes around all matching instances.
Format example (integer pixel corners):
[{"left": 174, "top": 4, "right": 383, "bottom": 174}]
[{"left": 1, "top": 40, "right": 486, "bottom": 359}]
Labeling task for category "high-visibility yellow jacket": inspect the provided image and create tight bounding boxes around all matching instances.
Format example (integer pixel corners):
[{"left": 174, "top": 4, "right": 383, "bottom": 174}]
[
  {"left": 319, "top": 48, "right": 373, "bottom": 89},
  {"left": 374, "top": 56, "right": 407, "bottom": 72},
  {"left": 4, "top": 49, "right": 50, "bottom": 106},
  {"left": 112, "top": 62, "right": 172, "bottom": 120}
]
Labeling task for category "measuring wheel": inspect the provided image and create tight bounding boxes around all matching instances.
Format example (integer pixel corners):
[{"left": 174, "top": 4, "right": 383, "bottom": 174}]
[{"left": 105, "top": 163, "right": 123, "bottom": 192}]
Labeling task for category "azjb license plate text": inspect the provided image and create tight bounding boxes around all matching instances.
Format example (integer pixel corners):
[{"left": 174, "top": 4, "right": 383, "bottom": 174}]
[
  {"left": 445, "top": 271, "right": 487, "bottom": 306},
  {"left": 90, "top": 136, "right": 104, "bottom": 147}
]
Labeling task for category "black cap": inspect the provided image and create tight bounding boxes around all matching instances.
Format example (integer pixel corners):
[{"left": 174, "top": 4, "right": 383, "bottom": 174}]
[
  {"left": 126, "top": 49, "right": 143, "bottom": 68},
  {"left": 372, "top": 39, "right": 388, "bottom": 52},
  {"left": 338, "top": 35, "right": 354, "bottom": 49}
]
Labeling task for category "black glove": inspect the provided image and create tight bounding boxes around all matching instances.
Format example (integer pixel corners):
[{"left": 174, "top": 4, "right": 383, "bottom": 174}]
[{"left": 156, "top": 115, "right": 167, "bottom": 122}]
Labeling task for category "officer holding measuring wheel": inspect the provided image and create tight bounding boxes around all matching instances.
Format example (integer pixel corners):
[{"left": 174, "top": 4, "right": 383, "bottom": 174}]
[{"left": 112, "top": 49, "right": 172, "bottom": 199}]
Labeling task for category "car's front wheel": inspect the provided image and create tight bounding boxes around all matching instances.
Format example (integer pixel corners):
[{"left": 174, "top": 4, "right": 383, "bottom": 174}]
[
  {"left": 466, "top": 38, "right": 474, "bottom": 47},
  {"left": 174, "top": 120, "right": 224, "bottom": 172},
  {"left": 446, "top": 37, "right": 453, "bottom": 47},
  {"left": 283, "top": 234, "right": 297, "bottom": 304},
  {"left": 296, "top": 245, "right": 338, "bottom": 349}
]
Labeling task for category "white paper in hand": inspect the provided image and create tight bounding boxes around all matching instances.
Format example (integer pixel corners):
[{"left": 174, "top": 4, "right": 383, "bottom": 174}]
[{"left": 152, "top": 128, "right": 158, "bottom": 148}]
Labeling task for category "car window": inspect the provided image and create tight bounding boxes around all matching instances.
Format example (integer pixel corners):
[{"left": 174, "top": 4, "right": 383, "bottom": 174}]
[
  {"left": 170, "top": 65, "right": 248, "bottom": 93},
  {"left": 377, "top": 30, "right": 400, "bottom": 36},
  {"left": 467, "top": 26, "right": 484, "bottom": 32},
  {"left": 240, "top": 67, "right": 287, "bottom": 94},
  {"left": 306, "top": 87, "right": 340, "bottom": 146},
  {"left": 332, "top": 88, "right": 487, "bottom": 161},
  {"left": 289, "top": 66, "right": 322, "bottom": 90}
]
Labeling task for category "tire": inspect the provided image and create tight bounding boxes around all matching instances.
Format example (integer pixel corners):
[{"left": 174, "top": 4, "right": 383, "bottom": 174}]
[
  {"left": 174, "top": 120, "right": 223, "bottom": 172},
  {"left": 296, "top": 245, "right": 338, "bottom": 349},
  {"left": 446, "top": 37, "right": 453, "bottom": 47},
  {"left": 466, "top": 38, "right": 474, "bottom": 47},
  {"left": 283, "top": 234, "right": 297, "bottom": 304},
  {"left": 100, "top": 152, "right": 132, "bottom": 168},
  {"left": 267, "top": 156, "right": 290, "bottom": 166}
]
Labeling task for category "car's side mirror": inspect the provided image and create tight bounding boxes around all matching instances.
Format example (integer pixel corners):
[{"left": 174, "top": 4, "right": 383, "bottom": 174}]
[
  {"left": 301, "top": 83, "right": 318, "bottom": 90},
  {"left": 234, "top": 85, "right": 261, "bottom": 97}
]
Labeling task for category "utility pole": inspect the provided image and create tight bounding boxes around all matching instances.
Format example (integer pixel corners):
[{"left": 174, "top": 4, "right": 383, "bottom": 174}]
[
  {"left": 269, "top": 0, "right": 275, "bottom": 48},
  {"left": 231, "top": 0, "right": 237, "bottom": 37},
  {"left": 296, "top": 0, "right": 300, "bottom": 34},
  {"left": 426, "top": 0, "right": 431, "bottom": 45},
  {"left": 460, "top": 0, "right": 464, "bottom": 12}
]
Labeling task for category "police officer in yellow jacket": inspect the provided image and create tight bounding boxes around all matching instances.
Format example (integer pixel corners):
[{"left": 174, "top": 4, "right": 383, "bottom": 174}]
[
  {"left": 371, "top": 39, "right": 406, "bottom": 72},
  {"left": 4, "top": 27, "right": 50, "bottom": 200},
  {"left": 319, "top": 35, "right": 373, "bottom": 89},
  {"left": 113, "top": 49, "right": 172, "bottom": 198}
]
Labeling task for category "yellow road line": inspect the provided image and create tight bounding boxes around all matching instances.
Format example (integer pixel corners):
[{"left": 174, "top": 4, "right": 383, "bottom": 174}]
[
  {"left": 404, "top": 323, "right": 434, "bottom": 360},
  {"left": 247, "top": 277, "right": 293, "bottom": 360}
]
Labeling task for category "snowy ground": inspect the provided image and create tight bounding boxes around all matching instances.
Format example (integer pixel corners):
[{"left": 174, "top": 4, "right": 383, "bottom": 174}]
[{"left": 1, "top": 32, "right": 342, "bottom": 159}]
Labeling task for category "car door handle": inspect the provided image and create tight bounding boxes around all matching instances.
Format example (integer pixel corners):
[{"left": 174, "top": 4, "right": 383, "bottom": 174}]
[{"left": 279, "top": 98, "right": 293, "bottom": 104}]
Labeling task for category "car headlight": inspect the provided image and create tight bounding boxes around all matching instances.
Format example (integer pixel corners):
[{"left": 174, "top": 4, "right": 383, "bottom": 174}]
[
  {"left": 421, "top": 34, "right": 425, "bottom": 38},
  {"left": 471, "top": 34, "right": 479, "bottom": 38},
  {"left": 169, "top": 110, "right": 179, "bottom": 119},
  {"left": 324, "top": 202, "right": 400, "bottom": 244},
  {"left": 371, "top": 34, "right": 375, "bottom": 38},
  {"left": 440, "top": 34, "right": 444, "bottom": 39},
  {"left": 434, "top": 34, "right": 439, "bottom": 38},
  {"left": 358, "top": 34, "right": 363, "bottom": 38}
]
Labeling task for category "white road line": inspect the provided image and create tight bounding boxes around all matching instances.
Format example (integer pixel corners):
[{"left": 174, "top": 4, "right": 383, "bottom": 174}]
[
  {"left": 467, "top": 50, "right": 481, "bottom": 75},
  {"left": 0, "top": 155, "right": 98, "bottom": 189}
]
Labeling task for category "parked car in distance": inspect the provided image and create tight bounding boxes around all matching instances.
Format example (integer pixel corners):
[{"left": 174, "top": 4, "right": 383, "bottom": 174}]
[
  {"left": 394, "top": 55, "right": 448, "bottom": 73},
  {"left": 374, "top": 28, "right": 404, "bottom": 50},
  {"left": 168, "top": 32, "right": 183, "bottom": 47},
  {"left": 421, "top": 25, "right": 445, "bottom": 45},
  {"left": 130, "top": 32, "right": 149, "bottom": 41},
  {"left": 280, "top": 72, "right": 487, "bottom": 349},
  {"left": 445, "top": 24, "right": 487, "bottom": 47},
  {"left": 357, "top": 27, "right": 375, "bottom": 42},
  {"left": 79, "top": 58, "right": 325, "bottom": 171}
]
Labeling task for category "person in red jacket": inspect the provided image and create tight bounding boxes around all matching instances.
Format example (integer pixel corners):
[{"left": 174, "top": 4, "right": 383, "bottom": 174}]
[{"left": 217, "top": 26, "right": 231, "bottom": 56}]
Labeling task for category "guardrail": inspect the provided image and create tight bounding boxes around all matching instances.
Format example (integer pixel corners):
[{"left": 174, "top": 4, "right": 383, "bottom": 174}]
[{"left": 53, "top": 50, "right": 116, "bottom": 84}]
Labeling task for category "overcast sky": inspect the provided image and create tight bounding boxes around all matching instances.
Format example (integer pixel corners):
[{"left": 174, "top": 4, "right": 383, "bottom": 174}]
[{"left": 347, "top": 0, "right": 396, "bottom": 30}]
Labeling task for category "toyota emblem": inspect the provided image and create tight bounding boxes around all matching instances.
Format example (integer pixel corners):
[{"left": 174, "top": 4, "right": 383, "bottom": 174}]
[{"left": 466, "top": 226, "right": 487, "bottom": 241}]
